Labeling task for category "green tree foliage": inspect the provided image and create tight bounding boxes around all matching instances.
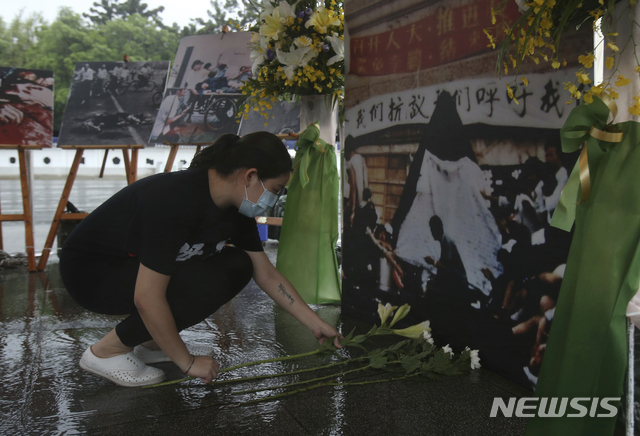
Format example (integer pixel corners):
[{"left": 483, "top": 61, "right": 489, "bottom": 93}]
[
  {"left": 0, "top": 10, "right": 47, "bottom": 67},
  {"left": 192, "top": 0, "right": 259, "bottom": 35},
  {"left": 0, "top": 0, "right": 257, "bottom": 131},
  {"left": 24, "top": 8, "right": 179, "bottom": 130},
  {"left": 83, "top": 0, "right": 165, "bottom": 28}
]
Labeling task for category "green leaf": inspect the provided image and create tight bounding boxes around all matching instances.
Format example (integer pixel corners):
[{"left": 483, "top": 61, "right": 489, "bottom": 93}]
[
  {"left": 345, "top": 343, "right": 367, "bottom": 351},
  {"left": 366, "top": 348, "right": 384, "bottom": 358},
  {"left": 341, "top": 327, "right": 356, "bottom": 344},
  {"left": 400, "top": 356, "right": 422, "bottom": 374},
  {"left": 350, "top": 334, "right": 368, "bottom": 344},
  {"left": 369, "top": 355, "right": 388, "bottom": 369}
]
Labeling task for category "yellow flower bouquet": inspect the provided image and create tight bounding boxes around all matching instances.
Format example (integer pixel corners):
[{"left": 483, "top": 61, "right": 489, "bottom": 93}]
[
  {"left": 487, "top": 0, "right": 640, "bottom": 113},
  {"left": 240, "top": 0, "right": 345, "bottom": 120}
]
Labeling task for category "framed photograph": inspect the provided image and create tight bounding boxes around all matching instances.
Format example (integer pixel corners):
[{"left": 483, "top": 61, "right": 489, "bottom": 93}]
[
  {"left": 150, "top": 32, "right": 253, "bottom": 144},
  {"left": 0, "top": 66, "right": 54, "bottom": 147},
  {"left": 58, "top": 61, "right": 170, "bottom": 146}
]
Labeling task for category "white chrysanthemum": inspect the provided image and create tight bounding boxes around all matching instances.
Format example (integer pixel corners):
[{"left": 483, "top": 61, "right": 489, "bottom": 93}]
[
  {"left": 293, "top": 35, "right": 313, "bottom": 48},
  {"left": 442, "top": 344, "right": 453, "bottom": 358},
  {"left": 422, "top": 330, "right": 434, "bottom": 345},
  {"left": 466, "top": 346, "right": 481, "bottom": 370}
]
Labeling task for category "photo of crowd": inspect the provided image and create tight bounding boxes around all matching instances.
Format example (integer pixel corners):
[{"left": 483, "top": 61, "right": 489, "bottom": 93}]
[
  {"left": 150, "top": 32, "right": 253, "bottom": 144},
  {"left": 342, "top": 91, "right": 577, "bottom": 389},
  {"left": 57, "top": 61, "right": 169, "bottom": 146},
  {"left": 0, "top": 67, "right": 54, "bottom": 147}
]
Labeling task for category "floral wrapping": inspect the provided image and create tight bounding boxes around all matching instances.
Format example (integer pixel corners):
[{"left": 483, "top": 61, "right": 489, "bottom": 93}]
[{"left": 526, "top": 101, "right": 640, "bottom": 435}]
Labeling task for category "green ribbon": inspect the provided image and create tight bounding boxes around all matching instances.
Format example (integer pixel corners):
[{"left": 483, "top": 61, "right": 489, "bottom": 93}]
[
  {"left": 292, "top": 123, "right": 329, "bottom": 189},
  {"left": 551, "top": 96, "right": 624, "bottom": 231}
]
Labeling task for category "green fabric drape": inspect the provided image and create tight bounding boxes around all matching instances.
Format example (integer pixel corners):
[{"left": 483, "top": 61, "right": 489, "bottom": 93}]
[
  {"left": 275, "top": 123, "right": 341, "bottom": 304},
  {"left": 526, "top": 101, "right": 640, "bottom": 435}
]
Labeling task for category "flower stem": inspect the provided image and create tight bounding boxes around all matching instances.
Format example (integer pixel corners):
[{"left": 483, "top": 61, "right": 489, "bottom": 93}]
[
  {"left": 209, "top": 357, "right": 365, "bottom": 387},
  {"left": 223, "top": 348, "right": 323, "bottom": 372},
  {"left": 240, "top": 373, "right": 419, "bottom": 405},
  {"left": 232, "top": 363, "right": 373, "bottom": 395},
  {"left": 144, "top": 348, "right": 332, "bottom": 388},
  {"left": 240, "top": 381, "right": 337, "bottom": 405}
]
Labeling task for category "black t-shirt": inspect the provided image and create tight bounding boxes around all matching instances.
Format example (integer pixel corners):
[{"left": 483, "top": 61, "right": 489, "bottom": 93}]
[{"left": 63, "top": 168, "right": 263, "bottom": 275}]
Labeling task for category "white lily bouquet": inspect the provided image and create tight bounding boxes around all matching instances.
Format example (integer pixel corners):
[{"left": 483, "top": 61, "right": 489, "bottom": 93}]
[
  {"left": 150, "top": 303, "right": 481, "bottom": 404},
  {"left": 240, "top": 0, "right": 345, "bottom": 120}
]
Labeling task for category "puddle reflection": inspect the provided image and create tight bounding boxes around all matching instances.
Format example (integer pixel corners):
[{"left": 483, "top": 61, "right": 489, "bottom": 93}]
[{"left": 0, "top": 264, "right": 360, "bottom": 434}]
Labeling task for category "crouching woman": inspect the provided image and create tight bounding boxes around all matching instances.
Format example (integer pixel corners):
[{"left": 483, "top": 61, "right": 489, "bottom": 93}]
[{"left": 59, "top": 131, "right": 342, "bottom": 387}]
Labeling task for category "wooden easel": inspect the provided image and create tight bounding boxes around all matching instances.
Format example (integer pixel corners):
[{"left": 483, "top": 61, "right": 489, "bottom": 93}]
[
  {"left": 36, "top": 144, "right": 143, "bottom": 271},
  {"left": 0, "top": 144, "right": 42, "bottom": 271},
  {"left": 162, "top": 142, "right": 203, "bottom": 172}
]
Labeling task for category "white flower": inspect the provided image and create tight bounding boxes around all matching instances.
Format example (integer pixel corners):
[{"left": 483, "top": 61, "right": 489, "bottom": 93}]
[
  {"left": 260, "top": 3, "right": 295, "bottom": 42},
  {"left": 276, "top": 46, "right": 316, "bottom": 81},
  {"left": 515, "top": 0, "right": 529, "bottom": 12},
  {"left": 250, "top": 32, "right": 262, "bottom": 43},
  {"left": 305, "top": 6, "right": 340, "bottom": 34},
  {"left": 277, "top": 1, "right": 297, "bottom": 19},
  {"left": 422, "top": 330, "right": 434, "bottom": 345},
  {"left": 466, "top": 347, "right": 481, "bottom": 370},
  {"left": 442, "top": 344, "right": 453, "bottom": 358},
  {"left": 326, "top": 33, "right": 344, "bottom": 66},
  {"left": 293, "top": 36, "right": 313, "bottom": 48},
  {"left": 377, "top": 302, "right": 397, "bottom": 326},
  {"left": 391, "top": 320, "right": 431, "bottom": 339},
  {"left": 250, "top": 50, "right": 265, "bottom": 75},
  {"left": 250, "top": 37, "right": 271, "bottom": 75},
  {"left": 260, "top": 0, "right": 276, "bottom": 19},
  {"left": 389, "top": 303, "right": 410, "bottom": 327}
]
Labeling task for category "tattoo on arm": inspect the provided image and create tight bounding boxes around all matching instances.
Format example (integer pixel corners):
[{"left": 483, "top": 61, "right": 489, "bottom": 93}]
[{"left": 278, "top": 283, "right": 295, "bottom": 306}]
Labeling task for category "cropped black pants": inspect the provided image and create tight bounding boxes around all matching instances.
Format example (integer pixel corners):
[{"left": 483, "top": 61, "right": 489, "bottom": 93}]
[{"left": 59, "top": 247, "right": 253, "bottom": 347}]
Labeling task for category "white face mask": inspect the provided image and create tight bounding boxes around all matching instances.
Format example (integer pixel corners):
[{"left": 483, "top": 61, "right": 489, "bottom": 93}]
[{"left": 238, "top": 178, "right": 278, "bottom": 218}]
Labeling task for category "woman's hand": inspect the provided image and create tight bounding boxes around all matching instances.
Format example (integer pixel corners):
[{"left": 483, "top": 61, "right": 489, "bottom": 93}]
[
  {"left": 185, "top": 355, "right": 220, "bottom": 383},
  {"left": 312, "top": 321, "right": 344, "bottom": 349}
]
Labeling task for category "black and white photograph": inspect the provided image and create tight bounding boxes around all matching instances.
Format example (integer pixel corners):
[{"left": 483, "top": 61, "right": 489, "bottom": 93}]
[
  {"left": 149, "top": 32, "right": 252, "bottom": 144},
  {"left": 0, "top": 66, "right": 54, "bottom": 147},
  {"left": 342, "top": 71, "right": 582, "bottom": 391},
  {"left": 57, "top": 61, "right": 170, "bottom": 146}
]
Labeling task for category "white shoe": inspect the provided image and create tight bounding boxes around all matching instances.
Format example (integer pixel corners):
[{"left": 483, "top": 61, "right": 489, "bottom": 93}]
[
  {"left": 79, "top": 346, "right": 166, "bottom": 387},
  {"left": 133, "top": 343, "right": 216, "bottom": 364}
]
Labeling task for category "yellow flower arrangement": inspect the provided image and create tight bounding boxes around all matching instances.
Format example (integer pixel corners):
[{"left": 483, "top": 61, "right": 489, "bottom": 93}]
[
  {"left": 486, "top": 0, "right": 640, "bottom": 114},
  {"left": 240, "top": 0, "right": 345, "bottom": 121}
]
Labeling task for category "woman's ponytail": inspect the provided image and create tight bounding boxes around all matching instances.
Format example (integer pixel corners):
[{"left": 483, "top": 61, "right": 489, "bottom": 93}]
[
  {"left": 188, "top": 131, "right": 292, "bottom": 179},
  {"left": 189, "top": 134, "right": 239, "bottom": 170}
]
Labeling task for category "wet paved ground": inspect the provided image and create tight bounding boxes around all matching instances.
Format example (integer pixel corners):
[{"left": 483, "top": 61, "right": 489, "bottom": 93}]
[
  {"left": 0, "top": 178, "right": 129, "bottom": 261},
  {"left": 0, "top": 179, "right": 531, "bottom": 435}
]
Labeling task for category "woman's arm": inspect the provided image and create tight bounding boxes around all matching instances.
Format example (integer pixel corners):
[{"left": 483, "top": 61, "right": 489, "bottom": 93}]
[
  {"left": 134, "top": 263, "right": 219, "bottom": 382},
  {"left": 246, "top": 250, "right": 343, "bottom": 348}
]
